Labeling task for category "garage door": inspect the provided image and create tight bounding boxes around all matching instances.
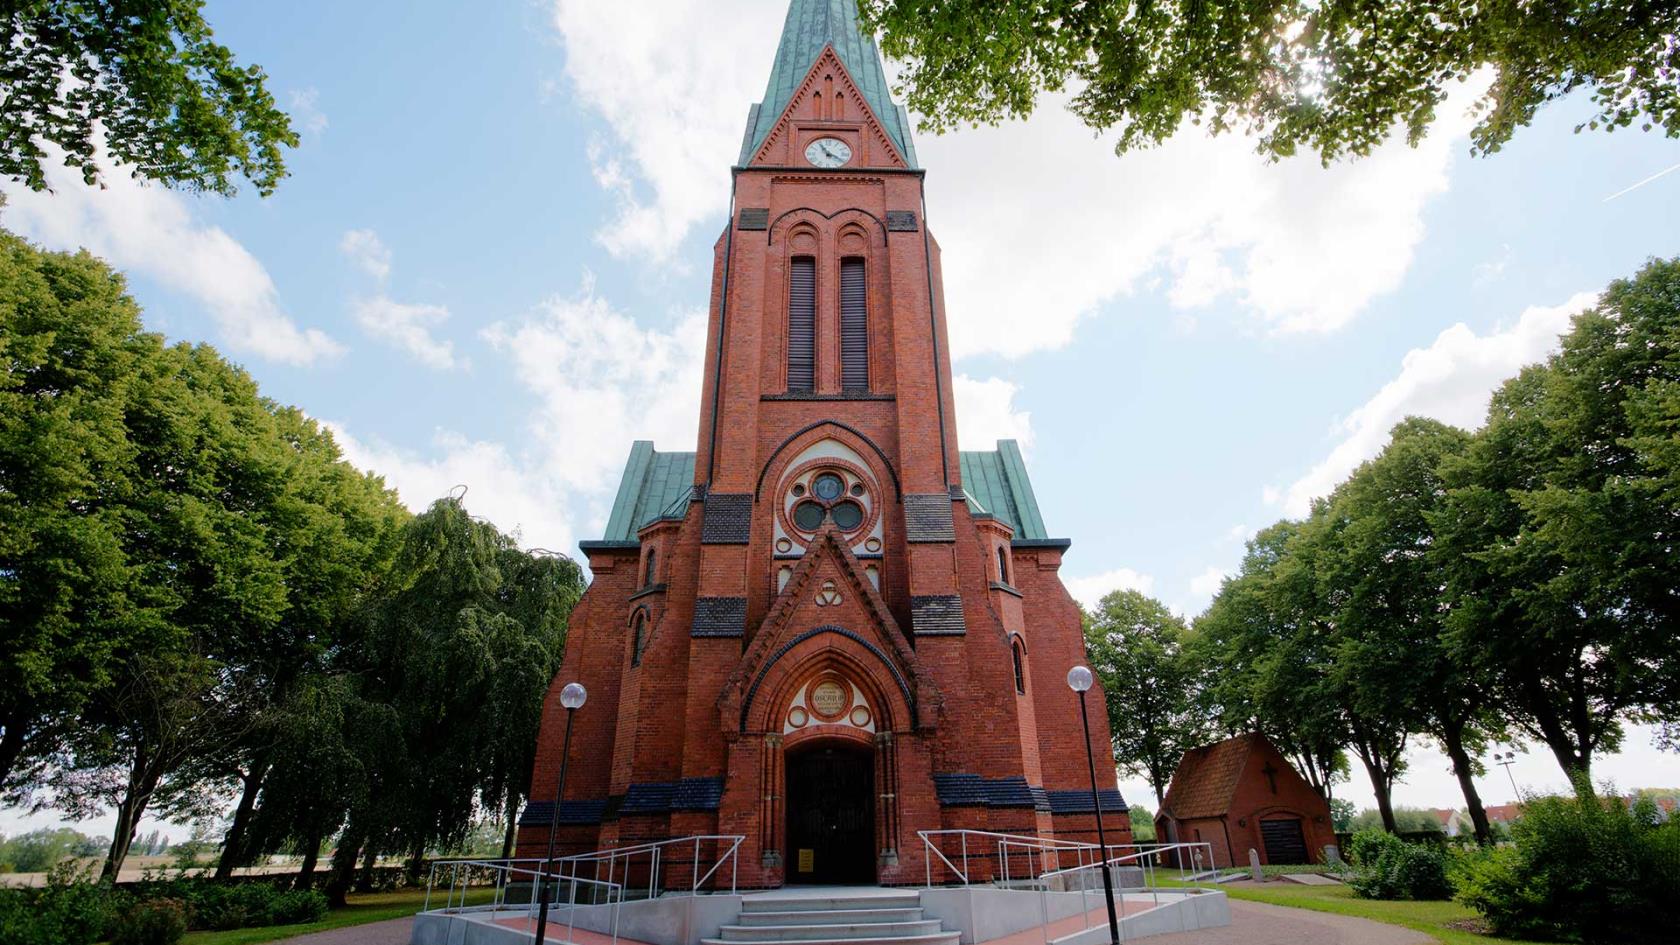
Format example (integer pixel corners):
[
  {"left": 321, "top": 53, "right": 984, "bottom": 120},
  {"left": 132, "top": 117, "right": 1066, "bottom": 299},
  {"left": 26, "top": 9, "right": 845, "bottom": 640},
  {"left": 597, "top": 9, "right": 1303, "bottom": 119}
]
[{"left": 1260, "top": 817, "right": 1308, "bottom": 864}]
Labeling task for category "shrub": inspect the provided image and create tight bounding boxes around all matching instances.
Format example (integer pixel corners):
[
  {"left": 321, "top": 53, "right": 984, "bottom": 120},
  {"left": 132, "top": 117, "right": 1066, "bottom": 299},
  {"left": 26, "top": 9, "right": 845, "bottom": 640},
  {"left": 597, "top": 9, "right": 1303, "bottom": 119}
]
[
  {"left": 0, "top": 864, "right": 128, "bottom": 945},
  {"left": 1345, "top": 828, "right": 1452, "bottom": 901},
  {"left": 112, "top": 899, "right": 188, "bottom": 945},
  {"left": 1454, "top": 791, "right": 1680, "bottom": 943},
  {"left": 265, "top": 889, "right": 328, "bottom": 925}
]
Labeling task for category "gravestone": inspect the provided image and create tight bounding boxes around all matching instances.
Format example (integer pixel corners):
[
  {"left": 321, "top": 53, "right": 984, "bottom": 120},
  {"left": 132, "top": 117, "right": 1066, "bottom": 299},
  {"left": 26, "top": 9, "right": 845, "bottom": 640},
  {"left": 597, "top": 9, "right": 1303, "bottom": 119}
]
[{"left": 1248, "top": 848, "right": 1264, "bottom": 882}]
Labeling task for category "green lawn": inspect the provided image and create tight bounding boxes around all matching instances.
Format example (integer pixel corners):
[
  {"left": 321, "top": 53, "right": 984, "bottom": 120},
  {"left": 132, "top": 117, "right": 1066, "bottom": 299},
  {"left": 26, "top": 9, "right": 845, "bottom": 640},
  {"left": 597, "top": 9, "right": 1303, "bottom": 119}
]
[
  {"left": 181, "top": 887, "right": 495, "bottom": 945},
  {"left": 1210, "top": 880, "right": 1551, "bottom": 945}
]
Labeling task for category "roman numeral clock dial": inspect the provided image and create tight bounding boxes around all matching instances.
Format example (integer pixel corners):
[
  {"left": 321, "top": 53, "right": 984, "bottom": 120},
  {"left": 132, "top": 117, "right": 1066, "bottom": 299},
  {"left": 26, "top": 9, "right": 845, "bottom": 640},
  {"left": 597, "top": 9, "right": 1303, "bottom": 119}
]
[{"left": 804, "top": 137, "right": 851, "bottom": 167}]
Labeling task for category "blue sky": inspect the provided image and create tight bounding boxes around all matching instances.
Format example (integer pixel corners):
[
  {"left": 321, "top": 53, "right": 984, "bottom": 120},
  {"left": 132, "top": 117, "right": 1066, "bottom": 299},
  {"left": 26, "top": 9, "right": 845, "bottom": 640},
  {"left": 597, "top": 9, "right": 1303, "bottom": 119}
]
[{"left": 3, "top": 0, "right": 1678, "bottom": 836}]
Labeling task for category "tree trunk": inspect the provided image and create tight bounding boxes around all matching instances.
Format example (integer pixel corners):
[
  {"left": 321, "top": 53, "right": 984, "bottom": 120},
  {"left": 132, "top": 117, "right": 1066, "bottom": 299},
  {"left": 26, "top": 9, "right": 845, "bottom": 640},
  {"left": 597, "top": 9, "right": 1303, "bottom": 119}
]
[
  {"left": 1353, "top": 747, "right": 1398, "bottom": 833},
  {"left": 404, "top": 838, "right": 427, "bottom": 887},
  {"left": 1440, "top": 725, "right": 1492, "bottom": 844},
  {"left": 101, "top": 746, "right": 164, "bottom": 881},
  {"left": 295, "top": 835, "right": 320, "bottom": 891},
  {"left": 0, "top": 717, "right": 28, "bottom": 793},
  {"left": 215, "top": 754, "right": 271, "bottom": 880},
  {"left": 325, "top": 825, "right": 364, "bottom": 907},
  {"left": 356, "top": 843, "right": 378, "bottom": 892},
  {"left": 500, "top": 791, "right": 520, "bottom": 861}
]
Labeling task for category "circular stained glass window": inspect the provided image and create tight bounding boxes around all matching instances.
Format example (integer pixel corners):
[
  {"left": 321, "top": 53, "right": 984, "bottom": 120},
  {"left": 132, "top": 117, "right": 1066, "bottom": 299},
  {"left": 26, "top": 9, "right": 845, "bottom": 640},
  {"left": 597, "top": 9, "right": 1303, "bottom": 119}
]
[
  {"left": 792, "top": 483, "right": 806, "bottom": 497},
  {"left": 831, "top": 500, "right": 863, "bottom": 530},
  {"left": 792, "top": 501, "right": 826, "bottom": 531},
  {"left": 813, "top": 473, "right": 845, "bottom": 500},
  {"left": 851, "top": 482, "right": 865, "bottom": 496}
]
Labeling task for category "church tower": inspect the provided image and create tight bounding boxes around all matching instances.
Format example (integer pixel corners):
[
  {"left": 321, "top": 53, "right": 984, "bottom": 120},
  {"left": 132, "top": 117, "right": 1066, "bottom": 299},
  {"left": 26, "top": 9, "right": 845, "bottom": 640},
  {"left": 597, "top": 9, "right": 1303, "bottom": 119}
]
[{"left": 520, "top": 0, "right": 1128, "bottom": 887}]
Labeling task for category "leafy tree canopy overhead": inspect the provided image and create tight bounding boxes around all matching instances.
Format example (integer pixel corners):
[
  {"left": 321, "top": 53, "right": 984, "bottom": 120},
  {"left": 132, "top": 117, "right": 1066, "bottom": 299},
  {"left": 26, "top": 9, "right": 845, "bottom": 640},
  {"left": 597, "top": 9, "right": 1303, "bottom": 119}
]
[
  {"left": 860, "top": 0, "right": 1680, "bottom": 162},
  {"left": 1, "top": 0, "right": 297, "bottom": 196}
]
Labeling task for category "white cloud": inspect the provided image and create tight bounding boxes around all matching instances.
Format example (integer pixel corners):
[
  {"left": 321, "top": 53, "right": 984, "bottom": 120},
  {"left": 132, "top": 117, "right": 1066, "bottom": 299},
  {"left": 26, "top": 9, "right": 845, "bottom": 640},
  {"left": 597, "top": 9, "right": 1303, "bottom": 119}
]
[
  {"left": 351, "top": 296, "right": 461, "bottom": 370},
  {"left": 326, "top": 423, "right": 576, "bottom": 554},
  {"left": 1063, "top": 568, "right": 1156, "bottom": 610},
  {"left": 549, "top": 0, "right": 781, "bottom": 261},
  {"left": 953, "top": 374, "right": 1034, "bottom": 454},
  {"left": 1189, "top": 567, "right": 1226, "bottom": 599},
  {"left": 1275, "top": 290, "right": 1598, "bottom": 516},
  {"left": 288, "top": 88, "right": 328, "bottom": 136},
  {"left": 482, "top": 273, "right": 706, "bottom": 494},
  {"left": 1, "top": 156, "right": 342, "bottom": 365},
  {"left": 339, "top": 228, "right": 461, "bottom": 370},
  {"left": 548, "top": 0, "right": 1481, "bottom": 353},
  {"left": 339, "top": 228, "right": 392, "bottom": 281}
]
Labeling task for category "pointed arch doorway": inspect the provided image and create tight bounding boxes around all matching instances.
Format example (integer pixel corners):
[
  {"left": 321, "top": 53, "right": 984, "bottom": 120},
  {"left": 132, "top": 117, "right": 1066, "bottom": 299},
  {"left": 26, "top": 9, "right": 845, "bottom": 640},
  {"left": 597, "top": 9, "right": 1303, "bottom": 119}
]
[{"left": 785, "top": 740, "right": 875, "bottom": 884}]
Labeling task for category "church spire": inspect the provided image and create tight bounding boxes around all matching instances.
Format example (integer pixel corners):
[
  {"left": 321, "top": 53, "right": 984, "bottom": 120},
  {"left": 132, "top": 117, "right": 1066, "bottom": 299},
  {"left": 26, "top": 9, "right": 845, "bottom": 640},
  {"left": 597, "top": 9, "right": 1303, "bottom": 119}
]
[{"left": 738, "top": 0, "right": 916, "bottom": 166}]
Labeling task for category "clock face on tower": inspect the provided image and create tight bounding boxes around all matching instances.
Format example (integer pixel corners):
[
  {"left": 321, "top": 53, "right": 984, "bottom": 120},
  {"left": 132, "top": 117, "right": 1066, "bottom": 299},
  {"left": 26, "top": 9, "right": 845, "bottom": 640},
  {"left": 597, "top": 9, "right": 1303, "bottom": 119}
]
[{"left": 804, "top": 137, "right": 852, "bottom": 168}]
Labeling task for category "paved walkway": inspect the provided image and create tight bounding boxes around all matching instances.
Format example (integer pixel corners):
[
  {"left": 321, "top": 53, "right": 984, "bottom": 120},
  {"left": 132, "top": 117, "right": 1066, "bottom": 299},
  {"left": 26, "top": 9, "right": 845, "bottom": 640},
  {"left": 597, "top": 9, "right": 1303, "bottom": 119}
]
[
  {"left": 1143, "top": 898, "right": 1431, "bottom": 945},
  {"left": 269, "top": 916, "right": 413, "bottom": 945}
]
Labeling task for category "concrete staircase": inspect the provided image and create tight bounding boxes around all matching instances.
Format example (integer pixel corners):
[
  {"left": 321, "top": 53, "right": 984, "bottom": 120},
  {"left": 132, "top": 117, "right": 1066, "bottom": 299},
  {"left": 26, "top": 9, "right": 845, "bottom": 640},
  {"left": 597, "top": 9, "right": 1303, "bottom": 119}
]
[{"left": 703, "top": 891, "right": 958, "bottom": 945}]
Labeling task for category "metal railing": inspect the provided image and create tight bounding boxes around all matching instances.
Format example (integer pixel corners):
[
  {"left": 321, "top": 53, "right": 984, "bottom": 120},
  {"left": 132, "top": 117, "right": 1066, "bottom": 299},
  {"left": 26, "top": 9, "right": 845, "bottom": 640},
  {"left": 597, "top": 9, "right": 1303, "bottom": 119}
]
[
  {"left": 423, "top": 834, "right": 746, "bottom": 926},
  {"left": 422, "top": 857, "right": 625, "bottom": 945}
]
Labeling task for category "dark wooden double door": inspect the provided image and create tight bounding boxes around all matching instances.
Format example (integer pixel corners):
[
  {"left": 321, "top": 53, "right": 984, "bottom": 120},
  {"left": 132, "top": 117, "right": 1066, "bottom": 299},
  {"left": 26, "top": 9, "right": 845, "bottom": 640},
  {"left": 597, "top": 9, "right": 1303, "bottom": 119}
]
[{"left": 786, "top": 745, "right": 875, "bottom": 884}]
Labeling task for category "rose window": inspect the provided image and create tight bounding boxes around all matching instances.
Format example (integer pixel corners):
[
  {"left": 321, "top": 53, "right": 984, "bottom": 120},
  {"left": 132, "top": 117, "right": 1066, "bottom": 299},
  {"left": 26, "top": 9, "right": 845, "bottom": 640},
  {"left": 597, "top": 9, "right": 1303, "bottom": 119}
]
[{"left": 785, "top": 467, "right": 871, "bottom": 537}]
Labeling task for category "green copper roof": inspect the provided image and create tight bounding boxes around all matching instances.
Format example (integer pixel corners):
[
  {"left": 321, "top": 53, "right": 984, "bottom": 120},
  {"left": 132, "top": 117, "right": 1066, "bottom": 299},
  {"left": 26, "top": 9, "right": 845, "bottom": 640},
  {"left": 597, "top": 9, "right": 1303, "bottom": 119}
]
[
  {"left": 600, "top": 442, "right": 696, "bottom": 542},
  {"left": 597, "top": 439, "right": 1055, "bottom": 544},
  {"left": 960, "top": 440, "right": 1051, "bottom": 541},
  {"left": 739, "top": 0, "right": 916, "bottom": 166}
]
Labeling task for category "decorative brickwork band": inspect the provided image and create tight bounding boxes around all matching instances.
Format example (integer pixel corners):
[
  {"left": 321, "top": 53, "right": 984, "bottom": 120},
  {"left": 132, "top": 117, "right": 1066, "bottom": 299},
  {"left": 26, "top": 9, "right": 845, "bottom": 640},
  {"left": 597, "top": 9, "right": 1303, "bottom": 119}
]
[
  {"left": 701, "top": 493, "right": 753, "bottom": 543},
  {"left": 1045, "top": 787, "right": 1130, "bottom": 814},
  {"left": 884, "top": 210, "right": 918, "bottom": 231},
  {"left": 737, "top": 208, "right": 770, "bottom": 230},
  {"left": 692, "top": 596, "right": 747, "bottom": 637},
  {"left": 517, "top": 798, "right": 609, "bottom": 827},
  {"left": 910, "top": 594, "right": 965, "bottom": 635},
  {"left": 903, "top": 493, "right": 955, "bottom": 542}
]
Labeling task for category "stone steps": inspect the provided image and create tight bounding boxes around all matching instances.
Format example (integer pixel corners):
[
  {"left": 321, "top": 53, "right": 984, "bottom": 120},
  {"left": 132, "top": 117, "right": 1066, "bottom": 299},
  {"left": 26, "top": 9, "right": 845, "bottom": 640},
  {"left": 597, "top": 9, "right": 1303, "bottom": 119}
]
[{"left": 704, "top": 892, "right": 958, "bottom": 945}]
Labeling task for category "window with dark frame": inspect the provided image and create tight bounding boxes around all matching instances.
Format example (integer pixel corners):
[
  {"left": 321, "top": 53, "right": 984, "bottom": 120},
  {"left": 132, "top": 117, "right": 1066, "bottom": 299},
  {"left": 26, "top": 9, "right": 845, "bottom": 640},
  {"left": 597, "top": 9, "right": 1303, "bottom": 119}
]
[
  {"left": 997, "top": 545, "right": 1010, "bottom": 584},
  {"left": 788, "top": 256, "right": 816, "bottom": 391},
  {"left": 840, "top": 257, "right": 867, "bottom": 389},
  {"left": 644, "top": 548, "right": 657, "bottom": 587},
  {"left": 1012, "top": 637, "right": 1026, "bottom": 694},
  {"left": 631, "top": 612, "right": 646, "bottom": 667}
]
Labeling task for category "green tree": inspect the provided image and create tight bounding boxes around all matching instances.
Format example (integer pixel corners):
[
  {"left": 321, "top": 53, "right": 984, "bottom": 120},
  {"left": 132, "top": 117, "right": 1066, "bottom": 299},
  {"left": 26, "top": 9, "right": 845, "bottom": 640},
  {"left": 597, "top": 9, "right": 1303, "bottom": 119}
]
[
  {"left": 1192, "top": 522, "right": 1348, "bottom": 801},
  {"left": 320, "top": 498, "right": 582, "bottom": 904},
  {"left": 1319, "top": 418, "right": 1502, "bottom": 841},
  {"left": 1084, "top": 589, "right": 1210, "bottom": 807},
  {"left": 0, "top": 231, "right": 144, "bottom": 797},
  {"left": 1, "top": 0, "right": 297, "bottom": 195},
  {"left": 1127, "top": 805, "right": 1156, "bottom": 842},
  {"left": 861, "top": 1, "right": 1680, "bottom": 162},
  {"left": 1438, "top": 258, "right": 1680, "bottom": 784}
]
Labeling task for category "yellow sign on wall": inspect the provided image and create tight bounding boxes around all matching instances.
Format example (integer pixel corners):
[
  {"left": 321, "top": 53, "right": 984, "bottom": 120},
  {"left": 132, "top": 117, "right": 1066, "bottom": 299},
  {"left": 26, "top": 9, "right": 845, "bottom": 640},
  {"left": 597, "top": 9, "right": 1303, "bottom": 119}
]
[{"left": 797, "top": 848, "right": 814, "bottom": 872}]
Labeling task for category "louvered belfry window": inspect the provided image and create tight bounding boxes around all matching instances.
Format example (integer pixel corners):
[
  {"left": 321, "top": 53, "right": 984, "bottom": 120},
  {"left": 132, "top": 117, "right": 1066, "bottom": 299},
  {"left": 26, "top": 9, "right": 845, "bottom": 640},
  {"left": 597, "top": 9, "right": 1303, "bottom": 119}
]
[
  {"left": 840, "top": 258, "right": 868, "bottom": 390},
  {"left": 788, "top": 257, "right": 816, "bottom": 391}
]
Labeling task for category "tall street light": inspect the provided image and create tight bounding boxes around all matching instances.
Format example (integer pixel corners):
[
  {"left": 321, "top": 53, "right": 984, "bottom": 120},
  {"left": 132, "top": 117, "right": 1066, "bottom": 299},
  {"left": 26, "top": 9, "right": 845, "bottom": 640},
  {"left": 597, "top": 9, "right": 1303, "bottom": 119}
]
[
  {"left": 1068, "top": 665, "right": 1120, "bottom": 945},
  {"left": 533, "top": 682, "right": 587, "bottom": 945},
  {"left": 1494, "top": 751, "right": 1520, "bottom": 799}
]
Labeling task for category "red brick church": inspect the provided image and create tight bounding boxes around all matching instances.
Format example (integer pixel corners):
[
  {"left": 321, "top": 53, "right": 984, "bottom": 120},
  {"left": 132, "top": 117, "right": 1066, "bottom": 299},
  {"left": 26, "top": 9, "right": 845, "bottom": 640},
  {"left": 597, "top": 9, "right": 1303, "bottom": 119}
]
[{"left": 518, "top": 0, "right": 1128, "bottom": 888}]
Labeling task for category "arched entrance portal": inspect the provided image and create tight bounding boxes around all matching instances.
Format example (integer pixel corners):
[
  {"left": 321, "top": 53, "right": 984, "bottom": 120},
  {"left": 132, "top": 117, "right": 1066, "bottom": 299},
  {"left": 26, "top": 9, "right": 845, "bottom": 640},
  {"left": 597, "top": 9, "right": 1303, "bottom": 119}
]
[{"left": 785, "top": 740, "right": 875, "bottom": 884}]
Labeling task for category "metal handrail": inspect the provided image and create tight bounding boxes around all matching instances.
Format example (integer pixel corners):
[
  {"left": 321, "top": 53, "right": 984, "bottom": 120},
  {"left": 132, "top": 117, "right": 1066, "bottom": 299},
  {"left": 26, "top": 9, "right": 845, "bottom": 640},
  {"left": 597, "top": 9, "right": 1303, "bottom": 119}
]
[
  {"left": 426, "top": 834, "right": 745, "bottom": 916},
  {"left": 422, "top": 856, "right": 626, "bottom": 945}
]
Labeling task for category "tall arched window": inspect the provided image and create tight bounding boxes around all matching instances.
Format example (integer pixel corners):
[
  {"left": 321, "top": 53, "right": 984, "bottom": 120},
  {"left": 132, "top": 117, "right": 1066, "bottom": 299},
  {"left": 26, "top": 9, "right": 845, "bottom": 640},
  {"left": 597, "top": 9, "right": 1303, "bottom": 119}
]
[
  {"left": 1011, "top": 637, "right": 1027, "bottom": 694},
  {"left": 840, "top": 258, "right": 867, "bottom": 389},
  {"left": 644, "top": 548, "right": 658, "bottom": 587},
  {"left": 631, "top": 612, "right": 647, "bottom": 667},
  {"left": 788, "top": 257, "right": 815, "bottom": 391},
  {"left": 996, "top": 545, "right": 1010, "bottom": 584}
]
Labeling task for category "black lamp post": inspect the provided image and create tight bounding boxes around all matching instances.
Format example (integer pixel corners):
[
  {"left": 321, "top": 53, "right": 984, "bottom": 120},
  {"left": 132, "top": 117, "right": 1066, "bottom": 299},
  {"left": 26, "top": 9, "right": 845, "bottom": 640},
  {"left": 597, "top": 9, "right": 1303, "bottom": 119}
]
[
  {"left": 533, "top": 682, "right": 586, "bottom": 945},
  {"left": 1068, "top": 665, "right": 1120, "bottom": 945}
]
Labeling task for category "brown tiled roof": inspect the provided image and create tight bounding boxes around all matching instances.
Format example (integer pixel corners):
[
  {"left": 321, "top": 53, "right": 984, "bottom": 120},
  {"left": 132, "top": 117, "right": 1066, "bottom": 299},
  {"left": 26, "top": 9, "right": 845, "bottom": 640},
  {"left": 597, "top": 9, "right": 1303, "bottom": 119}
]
[
  {"left": 1159, "top": 733, "right": 1258, "bottom": 820},
  {"left": 1483, "top": 803, "right": 1523, "bottom": 822}
]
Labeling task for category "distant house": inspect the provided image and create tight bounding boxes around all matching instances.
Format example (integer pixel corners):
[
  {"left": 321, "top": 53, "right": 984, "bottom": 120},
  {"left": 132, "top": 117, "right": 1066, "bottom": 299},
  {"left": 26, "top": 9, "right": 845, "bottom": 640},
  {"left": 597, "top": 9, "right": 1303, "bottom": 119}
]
[
  {"left": 1154, "top": 732, "right": 1337, "bottom": 869},
  {"left": 1430, "top": 808, "right": 1471, "bottom": 837},
  {"left": 1483, "top": 803, "right": 1523, "bottom": 827}
]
